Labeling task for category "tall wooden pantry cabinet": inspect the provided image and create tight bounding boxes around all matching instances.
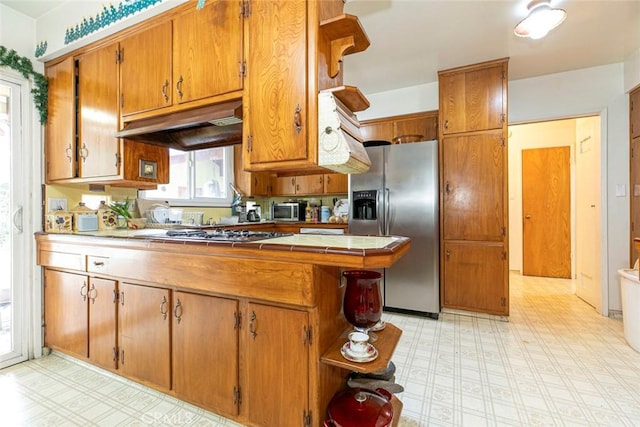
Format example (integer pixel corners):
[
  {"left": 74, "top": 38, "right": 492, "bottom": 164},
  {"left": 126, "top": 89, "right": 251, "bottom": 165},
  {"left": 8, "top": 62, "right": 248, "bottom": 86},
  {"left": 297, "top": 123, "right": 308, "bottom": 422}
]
[
  {"left": 630, "top": 86, "right": 640, "bottom": 265},
  {"left": 438, "top": 58, "right": 510, "bottom": 316}
]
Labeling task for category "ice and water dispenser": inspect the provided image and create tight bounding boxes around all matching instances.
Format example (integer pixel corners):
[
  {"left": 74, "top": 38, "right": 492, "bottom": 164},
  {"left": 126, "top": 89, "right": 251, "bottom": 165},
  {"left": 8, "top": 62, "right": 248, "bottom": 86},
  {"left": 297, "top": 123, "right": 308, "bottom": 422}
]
[{"left": 352, "top": 190, "right": 377, "bottom": 220}]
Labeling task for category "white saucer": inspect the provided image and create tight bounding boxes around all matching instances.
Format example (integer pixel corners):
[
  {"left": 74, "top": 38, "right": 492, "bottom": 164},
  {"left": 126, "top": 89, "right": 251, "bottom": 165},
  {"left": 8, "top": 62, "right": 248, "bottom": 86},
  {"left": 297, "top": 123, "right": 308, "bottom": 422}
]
[
  {"left": 340, "top": 342, "right": 378, "bottom": 363},
  {"left": 371, "top": 320, "right": 386, "bottom": 332}
]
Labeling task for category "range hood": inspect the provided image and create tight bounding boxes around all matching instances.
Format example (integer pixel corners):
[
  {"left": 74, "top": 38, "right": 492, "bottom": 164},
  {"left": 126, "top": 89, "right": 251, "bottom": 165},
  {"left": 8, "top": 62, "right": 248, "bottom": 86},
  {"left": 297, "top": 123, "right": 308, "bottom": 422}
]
[
  {"left": 318, "top": 91, "right": 371, "bottom": 174},
  {"left": 115, "top": 100, "right": 243, "bottom": 151}
]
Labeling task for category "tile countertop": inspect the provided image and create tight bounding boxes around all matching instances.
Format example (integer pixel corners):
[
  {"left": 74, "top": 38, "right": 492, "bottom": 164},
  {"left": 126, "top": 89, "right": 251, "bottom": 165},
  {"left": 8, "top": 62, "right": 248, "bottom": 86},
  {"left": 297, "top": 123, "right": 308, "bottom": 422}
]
[{"left": 254, "top": 234, "right": 399, "bottom": 250}]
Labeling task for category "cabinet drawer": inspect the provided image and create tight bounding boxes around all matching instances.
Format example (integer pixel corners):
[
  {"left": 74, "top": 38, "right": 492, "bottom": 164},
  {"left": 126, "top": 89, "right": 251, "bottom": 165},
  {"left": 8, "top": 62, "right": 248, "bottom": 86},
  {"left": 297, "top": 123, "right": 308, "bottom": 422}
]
[
  {"left": 87, "top": 256, "right": 110, "bottom": 275},
  {"left": 39, "top": 250, "right": 85, "bottom": 271}
]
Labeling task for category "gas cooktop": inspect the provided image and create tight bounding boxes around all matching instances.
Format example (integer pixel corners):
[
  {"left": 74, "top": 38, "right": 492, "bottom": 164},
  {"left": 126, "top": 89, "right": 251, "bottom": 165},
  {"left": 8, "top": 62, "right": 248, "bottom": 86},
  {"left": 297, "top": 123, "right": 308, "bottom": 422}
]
[{"left": 157, "top": 229, "right": 292, "bottom": 242}]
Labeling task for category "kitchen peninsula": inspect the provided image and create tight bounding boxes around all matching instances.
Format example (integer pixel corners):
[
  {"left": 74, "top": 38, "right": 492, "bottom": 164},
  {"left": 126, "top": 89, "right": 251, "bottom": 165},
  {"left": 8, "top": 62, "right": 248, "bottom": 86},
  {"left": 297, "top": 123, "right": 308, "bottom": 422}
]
[{"left": 36, "top": 231, "right": 409, "bottom": 427}]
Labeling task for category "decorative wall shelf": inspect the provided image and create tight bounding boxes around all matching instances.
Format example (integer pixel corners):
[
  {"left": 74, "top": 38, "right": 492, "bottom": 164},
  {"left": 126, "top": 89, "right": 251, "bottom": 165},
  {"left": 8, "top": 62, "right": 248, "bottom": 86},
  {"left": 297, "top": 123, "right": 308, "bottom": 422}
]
[{"left": 320, "top": 14, "right": 370, "bottom": 78}]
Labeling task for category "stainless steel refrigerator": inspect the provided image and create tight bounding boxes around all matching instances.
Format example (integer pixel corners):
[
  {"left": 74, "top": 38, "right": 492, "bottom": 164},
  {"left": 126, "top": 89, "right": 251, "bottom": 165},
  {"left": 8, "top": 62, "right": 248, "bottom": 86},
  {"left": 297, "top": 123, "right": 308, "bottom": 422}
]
[{"left": 349, "top": 140, "right": 439, "bottom": 318}]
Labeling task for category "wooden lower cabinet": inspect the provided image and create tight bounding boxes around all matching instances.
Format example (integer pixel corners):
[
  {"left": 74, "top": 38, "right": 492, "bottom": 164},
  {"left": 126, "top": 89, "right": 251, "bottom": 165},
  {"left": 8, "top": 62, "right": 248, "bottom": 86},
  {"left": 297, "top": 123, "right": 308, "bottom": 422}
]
[
  {"left": 44, "top": 269, "right": 88, "bottom": 358},
  {"left": 442, "top": 242, "right": 508, "bottom": 315},
  {"left": 118, "top": 282, "right": 171, "bottom": 389},
  {"left": 243, "top": 302, "right": 310, "bottom": 427},
  {"left": 172, "top": 292, "right": 239, "bottom": 416},
  {"left": 88, "top": 277, "right": 118, "bottom": 369}
]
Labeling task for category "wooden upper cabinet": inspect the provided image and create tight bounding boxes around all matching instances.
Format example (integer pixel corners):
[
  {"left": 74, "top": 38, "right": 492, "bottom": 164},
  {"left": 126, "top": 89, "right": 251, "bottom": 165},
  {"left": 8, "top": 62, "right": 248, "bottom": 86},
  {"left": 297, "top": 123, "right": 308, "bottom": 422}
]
[
  {"left": 442, "top": 130, "right": 505, "bottom": 241},
  {"left": 324, "top": 173, "right": 348, "bottom": 194},
  {"left": 631, "top": 87, "right": 640, "bottom": 140},
  {"left": 173, "top": 0, "right": 243, "bottom": 104},
  {"left": 439, "top": 60, "right": 506, "bottom": 135},
  {"left": 233, "top": 145, "right": 270, "bottom": 197},
  {"left": 296, "top": 174, "right": 325, "bottom": 195},
  {"left": 172, "top": 292, "right": 239, "bottom": 416},
  {"left": 271, "top": 176, "right": 297, "bottom": 196},
  {"left": 118, "top": 282, "right": 171, "bottom": 389},
  {"left": 76, "top": 43, "right": 121, "bottom": 179},
  {"left": 359, "top": 111, "right": 438, "bottom": 143},
  {"left": 119, "top": 21, "right": 172, "bottom": 116},
  {"left": 244, "top": 0, "right": 311, "bottom": 170},
  {"left": 45, "top": 57, "right": 76, "bottom": 182}
]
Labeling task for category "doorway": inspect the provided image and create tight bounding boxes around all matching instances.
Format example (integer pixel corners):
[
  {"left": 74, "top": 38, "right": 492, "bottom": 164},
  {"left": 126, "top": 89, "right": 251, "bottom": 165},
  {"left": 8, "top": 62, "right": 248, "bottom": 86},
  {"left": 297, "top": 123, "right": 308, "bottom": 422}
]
[
  {"left": 0, "top": 76, "right": 29, "bottom": 368},
  {"left": 522, "top": 147, "right": 571, "bottom": 278}
]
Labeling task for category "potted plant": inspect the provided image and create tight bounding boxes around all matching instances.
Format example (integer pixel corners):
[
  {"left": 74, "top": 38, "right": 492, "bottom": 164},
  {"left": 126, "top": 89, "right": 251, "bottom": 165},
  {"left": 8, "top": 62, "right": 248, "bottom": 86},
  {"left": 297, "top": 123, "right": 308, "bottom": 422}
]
[{"left": 108, "top": 198, "right": 146, "bottom": 229}]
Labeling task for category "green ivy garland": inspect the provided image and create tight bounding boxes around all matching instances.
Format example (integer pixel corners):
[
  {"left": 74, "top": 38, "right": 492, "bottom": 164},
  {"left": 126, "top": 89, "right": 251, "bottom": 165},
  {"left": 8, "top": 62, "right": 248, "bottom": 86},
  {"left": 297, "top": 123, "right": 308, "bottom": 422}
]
[{"left": 0, "top": 45, "right": 48, "bottom": 124}]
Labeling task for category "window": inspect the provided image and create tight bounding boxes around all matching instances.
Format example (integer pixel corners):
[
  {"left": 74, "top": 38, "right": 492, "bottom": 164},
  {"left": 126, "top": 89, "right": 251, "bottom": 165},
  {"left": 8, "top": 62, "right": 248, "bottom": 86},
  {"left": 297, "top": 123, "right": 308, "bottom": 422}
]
[{"left": 141, "top": 147, "right": 234, "bottom": 207}]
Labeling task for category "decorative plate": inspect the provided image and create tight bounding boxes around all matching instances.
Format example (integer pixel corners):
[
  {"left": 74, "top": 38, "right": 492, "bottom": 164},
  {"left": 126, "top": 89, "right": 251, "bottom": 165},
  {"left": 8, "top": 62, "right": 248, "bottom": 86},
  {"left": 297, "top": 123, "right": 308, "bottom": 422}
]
[{"left": 340, "top": 342, "right": 378, "bottom": 363}]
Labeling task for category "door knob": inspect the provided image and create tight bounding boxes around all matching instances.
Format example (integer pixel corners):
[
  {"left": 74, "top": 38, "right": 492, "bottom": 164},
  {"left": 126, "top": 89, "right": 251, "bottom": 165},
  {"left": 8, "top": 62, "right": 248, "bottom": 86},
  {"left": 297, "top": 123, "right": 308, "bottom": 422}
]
[{"left": 525, "top": 214, "right": 532, "bottom": 219}]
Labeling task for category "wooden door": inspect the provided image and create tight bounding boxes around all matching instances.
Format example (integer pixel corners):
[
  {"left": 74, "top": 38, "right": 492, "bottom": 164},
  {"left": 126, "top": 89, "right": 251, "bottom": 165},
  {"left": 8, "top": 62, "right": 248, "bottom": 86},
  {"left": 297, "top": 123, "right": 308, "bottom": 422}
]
[
  {"left": 76, "top": 43, "right": 120, "bottom": 178},
  {"left": 244, "top": 303, "right": 309, "bottom": 427},
  {"left": 442, "top": 131, "right": 505, "bottom": 241},
  {"left": 443, "top": 242, "right": 507, "bottom": 314},
  {"left": 296, "top": 174, "right": 324, "bottom": 195},
  {"left": 45, "top": 58, "right": 76, "bottom": 182},
  {"left": 440, "top": 63, "right": 505, "bottom": 135},
  {"left": 631, "top": 88, "right": 640, "bottom": 140},
  {"left": 88, "top": 277, "right": 117, "bottom": 369},
  {"left": 118, "top": 283, "right": 170, "bottom": 389},
  {"left": 44, "top": 269, "right": 88, "bottom": 358},
  {"left": 173, "top": 0, "right": 243, "bottom": 103},
  {"left": 245, "top": 0, "right": 309, "bottom": 166},
  {"left": 522, "top": 147, "right": 571, "bottom": 278},
  {"left": 632, "top": 137, "right": 640, "bottom": 265},
  {"left": 119, "top": 21, "right": 172, "bottom": 116},
  {"left": 173, "top": 292, "right": 239, "bottom": 415},
  {"left": 271, "top": 176, "right": 297, "bottom": 196},
  {"left": 324, "top": 173, "right": 347, "bottom": 194}
]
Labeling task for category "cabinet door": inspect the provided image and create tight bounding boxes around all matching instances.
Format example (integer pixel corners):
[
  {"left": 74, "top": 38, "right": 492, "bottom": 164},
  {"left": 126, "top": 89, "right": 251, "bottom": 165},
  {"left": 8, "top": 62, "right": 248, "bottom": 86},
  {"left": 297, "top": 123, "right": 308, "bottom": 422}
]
[
  {"left": 394, "top": 115, "right": 438, "bottom": 142},
  {"left": 173, "top": 292, "right": 239, "bottom": 415},
  {"left": 77, "top": 43, "right": 120, "bottom": 178},
  {"left": 443, "top": 242, "right": 508, "bottom": 315},
  {"left": 631, "top": 136, "right": 640, "bottom": 264},
  {"left": 233, "top": 145, "right": 270, "bottom": 196},
  {"left": 296, "top": 174, "right": 324, "bottom": 195},
  {"left": 118, "top": 283, "right": 170, "bottom": 389},
  {"left": 245, "top": 0, "right": 309, "bottom": 167},
  {"left": 359, "top": 121, "right": 393, "bottom": 142},
  {"left": 88, "top": 277, "right": 117, "bottom": 369},
  {"left": 440, "top": 63, "right": 505, "bottom": 134},
  {"left": 45, "top": 58, "right": 76, "bottom": 182},
  {"left": 442, "top": 131, "right": 505, "bottom": 241},
  {"left": 631, "top": 88, "right": 640, "bottom": 140},
  {"left": 324, "top": 173, "right": 348, "bottom": 194},
  {"left": 244, "top": 303, "right": 309, "bottom": 427},
  {"left": 271, "top": 176, "right": 297, "bottom": 196},
  {"left": 120, "top": 21, "right": 172, "bottom": 116},
  {"left": 44, "top": 269, "right": 88, "bottom": 358},
  {"left": 173, "top": 0, "right": 243, "bottom": 104}
]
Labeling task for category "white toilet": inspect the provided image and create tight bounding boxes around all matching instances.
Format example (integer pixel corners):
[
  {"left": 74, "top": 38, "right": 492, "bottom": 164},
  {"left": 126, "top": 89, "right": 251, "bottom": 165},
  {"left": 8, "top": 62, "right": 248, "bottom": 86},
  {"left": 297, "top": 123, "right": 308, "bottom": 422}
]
[{"left": 619, "top": 266, "right": 640, "bottom": 352}]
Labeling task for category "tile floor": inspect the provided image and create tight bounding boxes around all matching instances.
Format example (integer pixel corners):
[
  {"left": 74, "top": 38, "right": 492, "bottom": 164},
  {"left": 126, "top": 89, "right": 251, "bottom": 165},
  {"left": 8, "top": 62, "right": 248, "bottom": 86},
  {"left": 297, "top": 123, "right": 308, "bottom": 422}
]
[{"left": 1, "top": 272, "right": 639, "bottom": 426}]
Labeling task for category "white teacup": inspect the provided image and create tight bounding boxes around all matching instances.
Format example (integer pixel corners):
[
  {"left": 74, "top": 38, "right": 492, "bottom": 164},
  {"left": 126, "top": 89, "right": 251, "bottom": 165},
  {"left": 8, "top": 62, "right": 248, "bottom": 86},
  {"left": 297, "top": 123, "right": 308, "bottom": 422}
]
[{"left": 348, "top": 331, "right": 370, "bottom": 355}]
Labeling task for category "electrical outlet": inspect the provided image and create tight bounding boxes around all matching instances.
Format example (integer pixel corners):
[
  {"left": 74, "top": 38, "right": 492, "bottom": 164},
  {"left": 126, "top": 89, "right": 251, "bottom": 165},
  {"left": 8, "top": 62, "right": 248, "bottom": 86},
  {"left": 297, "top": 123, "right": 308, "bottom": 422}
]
[{"left": 48, "top": 198, "right": 67, "bottom": 211}]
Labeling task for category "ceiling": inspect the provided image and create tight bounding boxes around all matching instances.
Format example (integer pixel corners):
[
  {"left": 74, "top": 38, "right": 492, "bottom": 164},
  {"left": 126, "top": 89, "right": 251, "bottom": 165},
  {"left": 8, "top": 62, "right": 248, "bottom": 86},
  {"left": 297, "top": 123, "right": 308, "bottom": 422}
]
[{"left": 2, "top": 0, "right": 640, "bottom": 94}]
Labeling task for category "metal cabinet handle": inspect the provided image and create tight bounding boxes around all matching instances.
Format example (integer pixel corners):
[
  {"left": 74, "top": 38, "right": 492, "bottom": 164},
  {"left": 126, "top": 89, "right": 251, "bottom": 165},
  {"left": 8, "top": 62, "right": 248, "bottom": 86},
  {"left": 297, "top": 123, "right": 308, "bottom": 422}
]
[
  {"left": 80, "top": 282, "right": 88, "bottom": 301},
  {"left": 160, "top": 296, "right": 168, "bottom": 320},
  {"left": 525, "top": 214, "right": 532, "bottom": 219},
  {"left": 93, "top": 261, "right": 105, "bottom": 267},
  {"left": 88, "top": 283, "right": 97, "bottom": 304},
  {"left": 444, "top": 119, "right": 449, "bottom": 130},
  {"left": 65, "top": 144, "right": 73, "bottom": 162},
  {"left": 446, "top": 249, "right": 451, "bottom": 259},
  {"left": 293, "top": 104, "right": 302, "bottom": 134},
  {"left": 120, "top": 291, "right": 125, "bottom": 306},
  {"left": 79, "top": 144, "right": 88, "bottom": 162},
  {"left": 174, "top": 298, "right": 182, "bottom": 323},
  {"left": 161, "top": 80, "right": 169, "bottom": 102},
  {"left": 176, "top": 76, "right": 184, "bottom": 100},
  {"left": 249, "top": 310, "right": 257, "bottom": 339},
  {"left": 445, "top": 181, "right": 452, "bottom": 194}
]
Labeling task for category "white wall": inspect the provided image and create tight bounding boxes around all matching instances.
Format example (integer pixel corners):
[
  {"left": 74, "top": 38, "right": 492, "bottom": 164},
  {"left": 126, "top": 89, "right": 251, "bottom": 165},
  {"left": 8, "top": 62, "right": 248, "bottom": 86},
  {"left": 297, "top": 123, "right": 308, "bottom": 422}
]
[
  {"left": 624, "top": 48, "right": 640, "bottom": 92},
  {"left": 1, "top": 4, "right": 37, "bottom": 64},
  {"left": 360, "top": 62, "right": 629, "bottom": 313}
]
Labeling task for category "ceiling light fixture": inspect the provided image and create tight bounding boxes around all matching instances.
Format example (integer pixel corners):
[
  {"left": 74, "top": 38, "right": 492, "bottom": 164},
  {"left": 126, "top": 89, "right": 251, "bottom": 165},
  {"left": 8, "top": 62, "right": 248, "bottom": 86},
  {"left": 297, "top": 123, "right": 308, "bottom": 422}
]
[{"left": 514, "top": 0, "right": 567, "bottom": 40}]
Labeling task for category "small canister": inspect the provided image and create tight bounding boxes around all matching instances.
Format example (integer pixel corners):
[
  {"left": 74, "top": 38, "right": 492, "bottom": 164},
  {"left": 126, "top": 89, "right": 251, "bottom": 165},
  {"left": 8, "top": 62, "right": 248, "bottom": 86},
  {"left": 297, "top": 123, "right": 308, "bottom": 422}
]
[
  {"left": 70, "top": 202, "right": 95, "bottom": 231},
  {"left": 320, "top": 206, "right": 331, "bottom": 223}
]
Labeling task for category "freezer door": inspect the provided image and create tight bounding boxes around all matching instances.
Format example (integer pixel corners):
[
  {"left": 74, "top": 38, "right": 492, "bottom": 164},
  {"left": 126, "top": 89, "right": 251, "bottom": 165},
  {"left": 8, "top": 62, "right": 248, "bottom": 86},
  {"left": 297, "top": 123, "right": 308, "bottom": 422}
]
[
  {"left": 383, "top": 141, "right": 440, "bottom": 314},
  {"left": 348, "top": 146, "right": 385, "bottom": 236}
]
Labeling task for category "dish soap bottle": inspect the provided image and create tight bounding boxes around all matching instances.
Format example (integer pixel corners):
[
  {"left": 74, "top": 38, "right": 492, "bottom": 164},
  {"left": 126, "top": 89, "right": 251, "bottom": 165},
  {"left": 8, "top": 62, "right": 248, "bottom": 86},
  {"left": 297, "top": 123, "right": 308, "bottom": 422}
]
[{"left": 305, "top": 203, "right": 312, "bottom": 223}]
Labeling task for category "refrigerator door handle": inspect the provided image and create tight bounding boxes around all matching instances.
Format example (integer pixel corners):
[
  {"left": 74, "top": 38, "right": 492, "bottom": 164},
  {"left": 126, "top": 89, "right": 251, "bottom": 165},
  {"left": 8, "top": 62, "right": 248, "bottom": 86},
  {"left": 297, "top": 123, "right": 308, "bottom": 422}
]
[
  {"left": 377, "top": 189, "right": 384, "bottom": 236},
  {"left": 385, "top": 188, "right": 390, "bottom": 235}
]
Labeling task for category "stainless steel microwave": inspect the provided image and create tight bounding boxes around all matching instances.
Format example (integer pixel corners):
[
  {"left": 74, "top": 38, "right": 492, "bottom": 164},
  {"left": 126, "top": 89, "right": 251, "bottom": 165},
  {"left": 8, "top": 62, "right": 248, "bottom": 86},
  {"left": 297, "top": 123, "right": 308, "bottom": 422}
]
[{"left": 272, "top": 202, "right": 306, "bottom": 221}]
